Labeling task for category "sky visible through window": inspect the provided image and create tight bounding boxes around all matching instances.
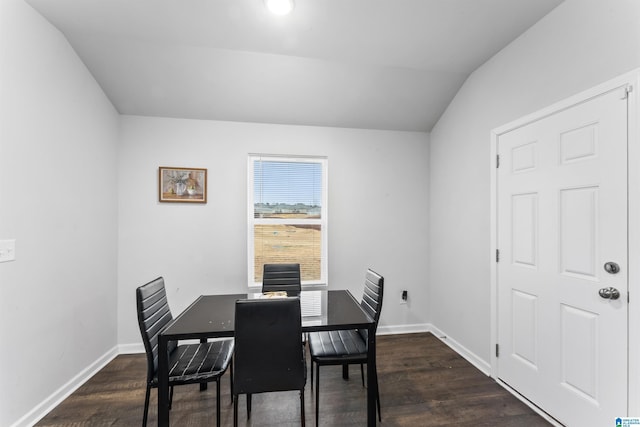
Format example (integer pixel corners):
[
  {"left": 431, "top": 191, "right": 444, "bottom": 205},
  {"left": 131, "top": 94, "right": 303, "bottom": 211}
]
[{"left": 254, "top": 160, "right": 322, "bottom": 206}]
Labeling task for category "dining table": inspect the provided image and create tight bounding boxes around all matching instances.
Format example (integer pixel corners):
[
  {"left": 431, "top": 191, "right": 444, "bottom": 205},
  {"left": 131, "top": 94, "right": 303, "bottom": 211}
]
[{"left": 157, "top": 289, "right": 378, "bottom": 426}]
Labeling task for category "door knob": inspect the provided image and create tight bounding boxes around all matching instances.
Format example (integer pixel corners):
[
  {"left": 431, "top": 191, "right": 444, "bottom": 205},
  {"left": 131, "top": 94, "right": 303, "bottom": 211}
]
[
  {"left": 599, "top": 287, "right": 620, "bottom": 300},
  {"left": 604, "top": 262, "right": 620, "bottom": 274}
]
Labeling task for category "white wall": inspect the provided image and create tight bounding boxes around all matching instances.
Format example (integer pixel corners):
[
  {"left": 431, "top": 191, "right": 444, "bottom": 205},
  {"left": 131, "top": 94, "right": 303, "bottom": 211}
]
[
  {"left": 118, "top": 115, "right": 430, "bottom": 346},
  {"left": 429, "top": 0, "right": 640, "bottom": 364},
  {"left": 0, "top": 1, "right": 119, "bottom": 426}
]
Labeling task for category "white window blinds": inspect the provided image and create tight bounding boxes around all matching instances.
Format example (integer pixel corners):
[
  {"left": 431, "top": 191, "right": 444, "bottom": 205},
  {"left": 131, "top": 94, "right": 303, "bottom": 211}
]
[{"left": 248, "top": 155, "right": 328, "bottom": 286}]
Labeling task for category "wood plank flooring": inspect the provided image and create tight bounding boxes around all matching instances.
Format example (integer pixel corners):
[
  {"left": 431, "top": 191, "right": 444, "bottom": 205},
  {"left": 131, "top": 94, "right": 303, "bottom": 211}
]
[{"left": 36, "top": 333, "right": 551, "bottom": 426}]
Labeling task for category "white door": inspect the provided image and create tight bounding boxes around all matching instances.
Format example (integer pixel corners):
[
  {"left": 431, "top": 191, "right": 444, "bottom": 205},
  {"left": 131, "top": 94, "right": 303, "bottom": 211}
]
[{"left": 497, "top": 87, "right": 628, "bottom": 426}]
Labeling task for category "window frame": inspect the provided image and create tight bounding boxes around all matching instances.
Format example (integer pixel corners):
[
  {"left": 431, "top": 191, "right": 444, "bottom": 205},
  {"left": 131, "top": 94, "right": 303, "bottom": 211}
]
[{"left": 247, "top": 154, "right": 328, "bottom": 289}]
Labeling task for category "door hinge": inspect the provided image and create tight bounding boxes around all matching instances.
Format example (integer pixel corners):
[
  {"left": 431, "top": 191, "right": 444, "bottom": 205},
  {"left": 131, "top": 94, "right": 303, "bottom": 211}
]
[
  {"left": 622, "top": 85, "right": 633, "bottom": 100},
  {"left": 496, "top": 249, "right": 500, "bottom": 262},
  {"left": 496, "top": 154, "right": 500, "bottom": 168},
  {"left": 495, "top": 343, "right": 499, "bottom": 358}
]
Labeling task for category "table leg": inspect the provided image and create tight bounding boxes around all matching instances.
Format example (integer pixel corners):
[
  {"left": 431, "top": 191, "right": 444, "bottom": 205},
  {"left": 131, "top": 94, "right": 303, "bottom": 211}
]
[
  {"left": 367, "top": 325, "right": 377, "bottom": 426},
  {"left": 158, "top": 335, "right": 169, "bottom": 427}
]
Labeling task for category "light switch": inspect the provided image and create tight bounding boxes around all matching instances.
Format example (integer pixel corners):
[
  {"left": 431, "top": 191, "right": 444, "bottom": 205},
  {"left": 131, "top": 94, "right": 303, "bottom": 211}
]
[{"left": 0, "top": 239, "right": 16, "bottom": 263}]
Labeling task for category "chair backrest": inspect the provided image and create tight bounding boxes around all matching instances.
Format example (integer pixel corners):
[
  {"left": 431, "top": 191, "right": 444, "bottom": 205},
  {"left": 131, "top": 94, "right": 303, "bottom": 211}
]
[
  {"left": 234, "top": 297, "right": 305, "bottom": 395},
  {"left": 262, "top": 263, "right": 301, "bottom": 293},
  {"left": 358, "top": 269, "right": 384, "bottom": 342},
  {"left": 136, "top": 277, "right": 177, "bottom": 382}
]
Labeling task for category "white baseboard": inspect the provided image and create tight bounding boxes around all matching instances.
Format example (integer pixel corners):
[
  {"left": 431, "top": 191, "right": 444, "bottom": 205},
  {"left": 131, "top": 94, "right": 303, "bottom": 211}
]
[
  {"left": 11, "top": 346, "right": 118, "bottom": 427},
  {"left": 377, "top": 323, "right": 430, "bottom": 335},
  {"left": 118, "top": 342, "right": 144, "bottom": 354},
  {"left": 427, "top": 324, "right": 491, "bottom": 376}
]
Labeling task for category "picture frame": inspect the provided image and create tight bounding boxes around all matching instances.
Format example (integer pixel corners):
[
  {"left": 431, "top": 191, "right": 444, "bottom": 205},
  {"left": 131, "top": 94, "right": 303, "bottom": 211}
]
[{"left": 159, "top": 167, "right": 207, "bottom": 203}]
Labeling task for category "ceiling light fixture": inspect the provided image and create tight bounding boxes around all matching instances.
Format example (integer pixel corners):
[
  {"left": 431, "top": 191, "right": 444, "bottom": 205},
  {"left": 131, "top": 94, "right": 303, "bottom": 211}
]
[{"left": 265, "top": 0, "right": 294, "bottom": 16}]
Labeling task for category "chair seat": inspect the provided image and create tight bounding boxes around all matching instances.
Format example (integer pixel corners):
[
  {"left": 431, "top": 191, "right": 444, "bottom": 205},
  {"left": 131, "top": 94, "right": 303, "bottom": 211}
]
[
  {"left": 308, "top": 330, "right": 367, "bottom": 362},
  {"left": 153, "top": 340, "right": 234, "bottom": 386}
]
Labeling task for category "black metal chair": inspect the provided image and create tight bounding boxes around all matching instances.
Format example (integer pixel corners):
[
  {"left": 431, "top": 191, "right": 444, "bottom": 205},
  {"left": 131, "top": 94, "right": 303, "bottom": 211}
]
[
  {"left": 262, "top": 263, "right": 302, "bottom": 293},
  {"left": 136, "top": 277, "right": 234, "bottom": 427},
  {"left": 308, "top": 268, "right": 384, "bottom": 425},
  {"left": 262, "top": 262, "right": 307, "bottom": 345},
  {"left": 233, "top": 297, "right": 307, "bottom": 426}
]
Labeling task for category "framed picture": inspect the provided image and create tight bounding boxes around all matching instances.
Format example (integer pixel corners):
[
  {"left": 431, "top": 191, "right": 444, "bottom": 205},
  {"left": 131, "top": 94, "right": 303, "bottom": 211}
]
[{"left": 159, "top": 167, "right": 207, "bottom": 203}]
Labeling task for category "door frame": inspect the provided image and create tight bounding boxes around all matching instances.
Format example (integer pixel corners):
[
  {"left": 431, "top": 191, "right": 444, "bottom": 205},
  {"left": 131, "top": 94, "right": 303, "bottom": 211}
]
[{"left": 490, "top": 68, "right": 640, "bottom": 418}]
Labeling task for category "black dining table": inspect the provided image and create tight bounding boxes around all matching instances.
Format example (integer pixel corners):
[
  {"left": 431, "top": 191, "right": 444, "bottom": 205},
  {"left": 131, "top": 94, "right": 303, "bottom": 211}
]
[{"left": 157, "top": 289, "right": 378, "bottom": 426}]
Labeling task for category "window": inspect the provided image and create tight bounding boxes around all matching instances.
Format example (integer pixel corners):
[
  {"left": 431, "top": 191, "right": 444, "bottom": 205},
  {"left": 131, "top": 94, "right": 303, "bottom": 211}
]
[{"left": 248, "top": 155, "right": 328, "bottom": 287}]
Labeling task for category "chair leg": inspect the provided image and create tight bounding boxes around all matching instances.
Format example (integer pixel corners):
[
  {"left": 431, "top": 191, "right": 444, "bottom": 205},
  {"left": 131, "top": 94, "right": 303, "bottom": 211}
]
[
  {"left": 342, "top": 363, "right": 349, "bottom": 380},
  {"left": 374, "top": 366, "right": 381, "bottom": 421},
  {"left": 300, "top": 389, "right": 305, "bottom": 427},
  {"left": 230, "top": 359, "right": 234, "bottom": 403},
  {"left": 142, "top": 384, "right": 151, "bottom": 427},
  {"left": 315, "top": 363, "right": 320, "bottom": 426},
  {"left": 233, "top": 394, "right": 238, "bottom": 427},
  {"left": 216, "top": 380, "right": 221, "bottom": 427},
  {"left": 360, "top": 363, "right": 365, "bottom": 387},
  {"left": 169, "top": 385, "right": 174, "bottom": 410},
  {"left": 310, "top": 359, "right": 314, "bottom": 387},
  {"left": 247, "top": 393, "right": 252, "bottom": 418}
]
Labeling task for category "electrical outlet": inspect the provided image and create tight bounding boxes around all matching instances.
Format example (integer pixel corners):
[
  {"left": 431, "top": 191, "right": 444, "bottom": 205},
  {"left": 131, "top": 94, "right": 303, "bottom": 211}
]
[
  {"left": 400, "top": 290, "right": 408, "bottom": 304},
  {"left": 0, "top": 239, "right": 16, "bottom": 263}
]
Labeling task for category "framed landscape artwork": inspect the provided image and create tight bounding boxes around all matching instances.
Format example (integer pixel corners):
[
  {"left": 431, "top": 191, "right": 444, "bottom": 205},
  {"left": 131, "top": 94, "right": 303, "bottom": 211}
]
[{"left": 159, "top": 167, "right": 207, "bottom": 203}]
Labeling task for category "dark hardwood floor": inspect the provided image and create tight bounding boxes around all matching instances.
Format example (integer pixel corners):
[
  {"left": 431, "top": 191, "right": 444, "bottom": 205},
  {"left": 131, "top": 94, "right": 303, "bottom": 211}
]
[{"left": 36, "top": 333, "right": 551, "bottom": 426}]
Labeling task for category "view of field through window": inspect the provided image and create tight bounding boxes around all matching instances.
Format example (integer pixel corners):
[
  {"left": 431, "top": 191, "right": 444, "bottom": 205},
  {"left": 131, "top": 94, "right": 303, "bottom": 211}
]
[
  {"left": 254, "top": 223, "right": 321, "bottom": 282},
  {"left": 252, "top": 159, "right": 323, "bottom": 283}
]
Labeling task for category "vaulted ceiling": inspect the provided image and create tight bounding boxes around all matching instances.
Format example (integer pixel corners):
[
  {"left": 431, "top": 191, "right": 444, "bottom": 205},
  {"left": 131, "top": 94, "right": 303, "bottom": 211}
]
[{"left": 25, "top": 0, "right": 563, "bottom": 132}]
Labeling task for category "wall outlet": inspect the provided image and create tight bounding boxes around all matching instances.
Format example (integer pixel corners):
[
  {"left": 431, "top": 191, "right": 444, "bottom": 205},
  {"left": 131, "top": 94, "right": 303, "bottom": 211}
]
[
  {"left": 400, "top": 290, "right": 408, "bottom": 304},
  {"left": 0, "top": 239, "right": 16, "bottom": 263}
]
